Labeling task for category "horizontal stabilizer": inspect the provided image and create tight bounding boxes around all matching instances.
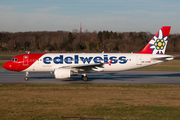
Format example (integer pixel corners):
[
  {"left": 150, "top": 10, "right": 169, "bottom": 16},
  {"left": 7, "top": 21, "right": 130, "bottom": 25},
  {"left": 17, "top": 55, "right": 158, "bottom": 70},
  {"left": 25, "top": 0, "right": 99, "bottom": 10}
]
[{"left": 152, "top": 56, "right": 174, "bottom": 61}]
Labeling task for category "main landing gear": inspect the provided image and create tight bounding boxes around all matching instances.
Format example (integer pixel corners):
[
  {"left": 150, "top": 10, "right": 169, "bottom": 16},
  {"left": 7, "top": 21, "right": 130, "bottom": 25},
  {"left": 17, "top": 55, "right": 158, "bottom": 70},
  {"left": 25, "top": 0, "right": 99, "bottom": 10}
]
[
  {"left": 81, "top": 74, "right": 88, "bottom": 82},
  {"left": 23, "top": 72, "right": 88, "bottom": 81},
  {"left": 24, "top": 72, "right": 29, "bottom": 81}
]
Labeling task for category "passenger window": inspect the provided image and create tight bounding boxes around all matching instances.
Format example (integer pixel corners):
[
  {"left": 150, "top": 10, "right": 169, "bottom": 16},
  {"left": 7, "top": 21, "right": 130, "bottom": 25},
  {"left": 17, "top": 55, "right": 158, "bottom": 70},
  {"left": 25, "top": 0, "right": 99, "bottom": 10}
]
[{"left": 14, "top": 58, "right": 17, "bottom": 62}]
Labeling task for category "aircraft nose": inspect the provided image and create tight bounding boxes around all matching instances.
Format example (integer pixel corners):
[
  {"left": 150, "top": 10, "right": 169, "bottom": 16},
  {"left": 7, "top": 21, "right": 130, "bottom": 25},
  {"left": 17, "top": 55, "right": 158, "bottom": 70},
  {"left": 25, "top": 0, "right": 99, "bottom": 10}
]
[{"left": 3, "top": 61, "right": 13, "bottom": 71}]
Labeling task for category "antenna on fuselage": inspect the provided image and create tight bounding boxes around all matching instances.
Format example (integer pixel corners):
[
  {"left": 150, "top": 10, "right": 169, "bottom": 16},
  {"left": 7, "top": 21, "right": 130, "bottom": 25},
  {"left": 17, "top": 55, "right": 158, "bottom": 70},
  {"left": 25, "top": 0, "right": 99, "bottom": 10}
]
[{"left": 25, "top": 51, "right": 30, "bottom": 54}]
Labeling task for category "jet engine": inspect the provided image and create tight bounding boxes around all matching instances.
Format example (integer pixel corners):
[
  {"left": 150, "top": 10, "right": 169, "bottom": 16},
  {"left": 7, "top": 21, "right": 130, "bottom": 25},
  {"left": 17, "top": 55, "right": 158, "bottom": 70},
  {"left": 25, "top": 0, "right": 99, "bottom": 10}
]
[{"left": 54, "top": 68, "right": 78, "bottom": 79}]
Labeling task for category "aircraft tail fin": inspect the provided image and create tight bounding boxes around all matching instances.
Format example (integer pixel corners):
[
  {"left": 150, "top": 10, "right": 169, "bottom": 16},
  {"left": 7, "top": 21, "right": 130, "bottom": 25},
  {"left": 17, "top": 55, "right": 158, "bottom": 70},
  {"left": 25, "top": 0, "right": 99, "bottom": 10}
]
[{"left": 137, "top": 26, "right": 171, "bottom": 54}]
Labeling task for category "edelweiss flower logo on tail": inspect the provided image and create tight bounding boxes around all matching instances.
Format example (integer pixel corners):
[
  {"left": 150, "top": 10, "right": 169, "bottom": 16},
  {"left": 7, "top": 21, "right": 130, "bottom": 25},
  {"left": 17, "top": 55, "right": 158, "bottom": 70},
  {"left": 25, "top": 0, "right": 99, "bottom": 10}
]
[
  {"left": 149, "top": 29, "right": 168, "bottom": 54},
  {"left": 137, "top": 26, "right": 171, "bottom": 55}
]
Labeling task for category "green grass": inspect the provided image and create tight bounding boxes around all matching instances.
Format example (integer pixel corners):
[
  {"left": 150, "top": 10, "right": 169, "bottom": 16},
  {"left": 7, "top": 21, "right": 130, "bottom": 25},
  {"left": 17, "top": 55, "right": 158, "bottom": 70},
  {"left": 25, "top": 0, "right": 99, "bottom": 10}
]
[
  {"left": 0, "top": 54, "right": 18, "bottom": 57},
  {"left": 0, "top": 60, "right": 8, "bottom": 68},
  {"left": 172, "top": 54, "right": 180, "bottom": 57},
  {"left": 1, "top": 84, "right": 180, "bottom": 120}
]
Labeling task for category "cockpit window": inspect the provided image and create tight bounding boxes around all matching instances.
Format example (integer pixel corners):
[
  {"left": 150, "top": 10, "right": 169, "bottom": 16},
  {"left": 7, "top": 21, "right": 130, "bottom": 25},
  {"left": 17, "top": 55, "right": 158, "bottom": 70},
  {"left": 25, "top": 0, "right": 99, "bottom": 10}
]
[{"left": 11, "top": 58, "right": 18, "bottom": 62}]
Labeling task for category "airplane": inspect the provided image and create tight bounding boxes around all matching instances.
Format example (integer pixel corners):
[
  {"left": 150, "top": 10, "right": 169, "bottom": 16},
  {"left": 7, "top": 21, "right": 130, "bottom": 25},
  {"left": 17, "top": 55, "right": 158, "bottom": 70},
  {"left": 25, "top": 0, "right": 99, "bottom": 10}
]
[{"left": 3, "top": 26, "right": 174, "bottom": 81}]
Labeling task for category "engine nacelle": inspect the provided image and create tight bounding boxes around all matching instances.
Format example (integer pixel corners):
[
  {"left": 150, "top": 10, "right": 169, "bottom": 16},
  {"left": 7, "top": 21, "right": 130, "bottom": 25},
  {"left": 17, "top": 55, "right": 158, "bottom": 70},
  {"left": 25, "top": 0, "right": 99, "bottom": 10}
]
[{"left": 54, "top": 68, "right": 78, "bottom": 79}]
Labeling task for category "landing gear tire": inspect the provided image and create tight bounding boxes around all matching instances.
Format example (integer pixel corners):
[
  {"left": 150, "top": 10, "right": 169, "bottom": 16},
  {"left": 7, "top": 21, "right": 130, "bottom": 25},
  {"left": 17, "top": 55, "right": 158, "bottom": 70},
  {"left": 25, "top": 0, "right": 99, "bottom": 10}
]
[
  {"left": 81, "top": 75, "right": 88, "bottom": 82},
  {"left": 25, "top": 72, "right": 29, "bottom": 81},
  {"left": 24, "top": 77, "right": 29, "bottom": 81}
]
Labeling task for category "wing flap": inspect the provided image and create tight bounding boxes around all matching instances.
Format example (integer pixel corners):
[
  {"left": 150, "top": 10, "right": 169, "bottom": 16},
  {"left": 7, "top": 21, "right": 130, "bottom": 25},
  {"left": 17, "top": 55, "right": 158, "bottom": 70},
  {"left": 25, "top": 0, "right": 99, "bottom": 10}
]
[{"left": 59, "top": 63, "right": 104, "bottom": 72}]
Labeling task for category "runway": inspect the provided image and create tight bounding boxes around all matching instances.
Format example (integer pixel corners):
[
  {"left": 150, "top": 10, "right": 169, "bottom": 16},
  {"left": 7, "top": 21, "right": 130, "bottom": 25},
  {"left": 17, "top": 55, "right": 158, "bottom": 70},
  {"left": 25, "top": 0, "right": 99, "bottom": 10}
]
[{"left": 0, "top": 68, "right": 180, "bottom": 84}]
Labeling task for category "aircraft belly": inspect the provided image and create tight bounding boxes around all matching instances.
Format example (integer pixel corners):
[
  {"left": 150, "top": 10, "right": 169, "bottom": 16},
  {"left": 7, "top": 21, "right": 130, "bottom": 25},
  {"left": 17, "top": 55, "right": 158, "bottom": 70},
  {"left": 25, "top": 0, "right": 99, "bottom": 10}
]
[{"left": 103, "top": 63, "right": 134, "bottom": 71}]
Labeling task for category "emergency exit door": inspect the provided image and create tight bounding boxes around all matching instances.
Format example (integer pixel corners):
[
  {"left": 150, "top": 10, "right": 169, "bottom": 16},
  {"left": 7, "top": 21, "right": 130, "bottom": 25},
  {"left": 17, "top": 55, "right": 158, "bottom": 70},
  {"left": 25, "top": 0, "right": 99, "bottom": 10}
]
[
  {"left": 23, "top": 55, "right": 29, "bottom": 66},
  {"left": 136, "top": 56, "right": 142, "bottom": 65}
]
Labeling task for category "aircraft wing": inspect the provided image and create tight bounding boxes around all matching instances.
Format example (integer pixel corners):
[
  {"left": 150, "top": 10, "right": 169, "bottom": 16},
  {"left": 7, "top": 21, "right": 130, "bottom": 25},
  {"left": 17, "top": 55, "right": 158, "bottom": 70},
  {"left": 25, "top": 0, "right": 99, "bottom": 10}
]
[{"left": 59, "top": 63, "right": 104, "bottom": 72}]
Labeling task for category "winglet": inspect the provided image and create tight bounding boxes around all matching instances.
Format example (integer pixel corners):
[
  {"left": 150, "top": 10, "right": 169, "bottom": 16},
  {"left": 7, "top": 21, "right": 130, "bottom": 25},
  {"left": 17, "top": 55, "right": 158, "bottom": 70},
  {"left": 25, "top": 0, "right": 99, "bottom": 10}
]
[{"left": 137, "top": 26, "right": 171, "bottom": 54}]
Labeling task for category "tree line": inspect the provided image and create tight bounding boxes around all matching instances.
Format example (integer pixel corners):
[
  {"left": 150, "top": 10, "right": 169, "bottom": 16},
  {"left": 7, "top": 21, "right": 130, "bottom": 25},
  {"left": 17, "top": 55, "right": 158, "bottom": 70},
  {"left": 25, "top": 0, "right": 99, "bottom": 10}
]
[{"left": 0, "top": 30, "right": 180, "bottom": 53}]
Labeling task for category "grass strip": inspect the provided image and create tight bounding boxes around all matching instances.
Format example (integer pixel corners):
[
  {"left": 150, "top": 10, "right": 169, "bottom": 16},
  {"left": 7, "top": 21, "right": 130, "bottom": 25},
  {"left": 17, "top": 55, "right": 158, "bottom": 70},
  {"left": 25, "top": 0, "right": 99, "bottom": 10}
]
[
  {"left": 1, "top": 84, "right": 180, "bottom": 120},
  {"left": 0, "top": 60, "right": 8, "bottom": 68}
]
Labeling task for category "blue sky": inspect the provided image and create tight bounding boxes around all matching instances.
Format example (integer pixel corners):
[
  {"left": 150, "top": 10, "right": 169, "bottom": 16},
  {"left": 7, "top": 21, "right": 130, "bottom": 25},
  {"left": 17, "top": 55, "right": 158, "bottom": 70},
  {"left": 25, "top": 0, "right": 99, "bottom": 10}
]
[{"left": 0, "top": 0, "right": 180, "bottom": 33}]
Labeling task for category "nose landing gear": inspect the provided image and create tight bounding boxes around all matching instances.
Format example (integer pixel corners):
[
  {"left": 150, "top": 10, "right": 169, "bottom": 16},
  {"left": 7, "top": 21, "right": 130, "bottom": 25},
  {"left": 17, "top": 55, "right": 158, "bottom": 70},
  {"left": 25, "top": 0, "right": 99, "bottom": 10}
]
[{"left": 24, "top": 72, "right": 29, "bottom": 81}]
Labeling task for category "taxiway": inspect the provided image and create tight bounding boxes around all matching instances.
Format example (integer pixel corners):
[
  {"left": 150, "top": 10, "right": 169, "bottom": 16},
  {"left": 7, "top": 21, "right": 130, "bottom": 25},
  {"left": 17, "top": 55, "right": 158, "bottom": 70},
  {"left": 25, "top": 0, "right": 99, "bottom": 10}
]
[{"left": 0, "top": 68, "right": 180, "bottom": 84}]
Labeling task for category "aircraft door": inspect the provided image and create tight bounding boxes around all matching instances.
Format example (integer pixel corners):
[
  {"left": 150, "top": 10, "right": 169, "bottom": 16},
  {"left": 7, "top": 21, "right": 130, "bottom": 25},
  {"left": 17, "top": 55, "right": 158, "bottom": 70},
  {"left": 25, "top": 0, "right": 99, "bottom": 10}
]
[
  {"left": 136, "top": 56, "right": 142, "bottom": 65},
  {"left": 23, "top": 55, "right": 29, "bottom": 66}
]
